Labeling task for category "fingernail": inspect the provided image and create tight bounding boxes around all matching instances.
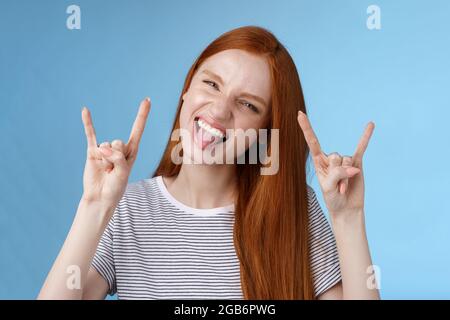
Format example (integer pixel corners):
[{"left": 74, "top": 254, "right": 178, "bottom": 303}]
[
  {"left": 145, "top": 97, "right": 150, "bottom": 102},
  {"left": 99, "top": 147, "right": 112, "bottom": 156}
]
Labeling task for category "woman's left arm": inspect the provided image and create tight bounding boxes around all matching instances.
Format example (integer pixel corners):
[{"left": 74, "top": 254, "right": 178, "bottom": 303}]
[{"left": 297, "top": 111, "right": 380, "bottom": 300}]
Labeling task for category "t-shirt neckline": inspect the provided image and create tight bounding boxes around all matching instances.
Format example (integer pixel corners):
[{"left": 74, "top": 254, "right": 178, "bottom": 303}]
[{"left": 155, "top": 175, "right": 235, "bottom": 217}]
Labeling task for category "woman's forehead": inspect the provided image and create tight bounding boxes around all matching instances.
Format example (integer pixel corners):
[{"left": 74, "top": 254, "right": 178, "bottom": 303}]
[{"left": 197, "top": 49, "right": 272, "bottom": 97}]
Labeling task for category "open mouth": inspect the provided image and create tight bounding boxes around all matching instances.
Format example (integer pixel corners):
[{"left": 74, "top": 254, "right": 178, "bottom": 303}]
[{"left": 193, "top": 116, "right": 228, "bottom": 150}]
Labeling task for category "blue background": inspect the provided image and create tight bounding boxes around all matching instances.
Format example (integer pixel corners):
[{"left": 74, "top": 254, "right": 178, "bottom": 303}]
[{"left": 1, "top": 0, "right": 449, "bottom": 299}]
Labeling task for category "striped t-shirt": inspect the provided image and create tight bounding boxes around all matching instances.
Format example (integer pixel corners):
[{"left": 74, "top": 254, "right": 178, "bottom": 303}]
[{"left": 91, "top": 175, "right": 341, "bottom": 299}]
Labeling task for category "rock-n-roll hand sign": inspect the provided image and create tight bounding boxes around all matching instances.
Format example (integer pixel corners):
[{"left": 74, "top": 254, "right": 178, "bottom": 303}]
[
  {"left": 81, "top": 98, "right": 151, "bottom": 207},
  {"left": 297, "top": 111, "right": 375, "bottom": 216}
]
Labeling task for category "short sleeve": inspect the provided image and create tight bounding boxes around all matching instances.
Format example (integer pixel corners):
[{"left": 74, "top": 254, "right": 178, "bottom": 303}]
[
  {"left": 91, "top": 206, "right": 118, "bottom": 296},
  {"left": 307, "top": 186, "right": 342, "bottom": 297}
]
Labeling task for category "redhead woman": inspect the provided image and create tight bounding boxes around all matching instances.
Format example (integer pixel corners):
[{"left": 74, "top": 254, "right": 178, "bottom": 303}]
[{"left": 38, "top": 26, "right": 379, "bottom": 300}]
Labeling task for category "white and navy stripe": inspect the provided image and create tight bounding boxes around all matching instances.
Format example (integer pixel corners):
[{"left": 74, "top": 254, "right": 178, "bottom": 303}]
[{"left": 91, "top": 176, "right": 341, "bottom": 299}]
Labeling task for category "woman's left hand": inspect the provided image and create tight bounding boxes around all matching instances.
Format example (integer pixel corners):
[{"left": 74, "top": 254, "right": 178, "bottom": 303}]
[{"left": 297, "top": 111, "right": 375, "bottom": 217}]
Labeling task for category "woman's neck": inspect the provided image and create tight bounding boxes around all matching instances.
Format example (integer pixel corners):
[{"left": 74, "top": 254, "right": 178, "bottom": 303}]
[{"left": 163, "top": 164, "right": 237, "bottom": 209}]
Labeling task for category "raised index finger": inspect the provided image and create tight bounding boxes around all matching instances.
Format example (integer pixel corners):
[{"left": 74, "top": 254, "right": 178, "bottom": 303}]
[
  {"left": 127, "top": 98, "right": 151, "bottom": 150},
  {"left": 297, "top": 111, "right": 323, "bottom": 157},
  {"left": 81, "top": 107, "right": 97, "bottom": 148},
  {"left": 353, "top": 121, "right": 375, "bottom": 161}
]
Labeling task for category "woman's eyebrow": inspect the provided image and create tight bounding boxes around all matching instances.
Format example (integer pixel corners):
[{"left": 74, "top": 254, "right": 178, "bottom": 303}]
[
  {"left": 201, "top": 69, "right": 268, "bottom": 107},
  {"left": 240, "top": 92, "right": 268, "bottom": 108},
  {"left": 201, "top": 69, "right": 224, "bottom": 85}
]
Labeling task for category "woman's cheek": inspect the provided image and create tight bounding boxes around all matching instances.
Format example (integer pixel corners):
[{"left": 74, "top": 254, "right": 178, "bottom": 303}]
[
  {"left": 178, "top": 98, "right": 192, "bottom": 126},
  {"left": 228, "top": 127, "right": 259, "bottom": 159},
  {"left": 178, "top": 93, "right": 204, "bottom": 128},
  {"left": 190, "top": 89, "right": 214, "bottom": 105}
]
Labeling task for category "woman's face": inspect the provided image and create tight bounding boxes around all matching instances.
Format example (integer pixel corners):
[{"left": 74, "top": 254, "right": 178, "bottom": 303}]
[{"left": 179, "top": 49, "right": 272, "bottom": 164}]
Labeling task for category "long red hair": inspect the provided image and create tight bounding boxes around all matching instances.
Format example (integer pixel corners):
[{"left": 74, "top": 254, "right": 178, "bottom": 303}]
[{"left": 153, "top": 26, "right": 313, "bottom": 299}]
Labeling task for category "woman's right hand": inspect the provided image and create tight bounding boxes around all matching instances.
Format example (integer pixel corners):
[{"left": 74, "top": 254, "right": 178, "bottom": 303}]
[{"left": 80, "top": 98, "right": 151, "bottom": 210}]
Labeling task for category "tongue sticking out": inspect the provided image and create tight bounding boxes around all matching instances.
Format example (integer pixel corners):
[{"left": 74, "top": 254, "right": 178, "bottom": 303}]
[{"left": 196, "top": 126, "right": 222, "bottom": 150}]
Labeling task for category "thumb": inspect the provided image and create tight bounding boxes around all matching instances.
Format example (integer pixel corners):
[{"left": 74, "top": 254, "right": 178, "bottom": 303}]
[
  {"left": 99, "top": 147, "right": 129, "bottom": 177},
  {"left": 324, "top": 166, "right": 360, "bottom": 193}
]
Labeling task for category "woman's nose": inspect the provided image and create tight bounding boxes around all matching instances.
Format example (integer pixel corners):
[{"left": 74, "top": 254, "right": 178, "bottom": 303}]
[{"left": 208, "top": 99, "right": 232, "bottom": 121}]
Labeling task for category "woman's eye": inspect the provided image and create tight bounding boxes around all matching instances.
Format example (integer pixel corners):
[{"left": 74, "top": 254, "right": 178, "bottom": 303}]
[
  {"left": 241, "top": 101, "right": 259, "bottom": 113},
  {"left": 203, "top": 80, "right": 219, "bottom": 91}
]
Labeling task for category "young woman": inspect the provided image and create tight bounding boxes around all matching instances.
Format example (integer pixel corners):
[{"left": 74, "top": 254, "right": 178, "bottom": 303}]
[{"left": 38, "top": 26, "right": 379, "bottom": 300}]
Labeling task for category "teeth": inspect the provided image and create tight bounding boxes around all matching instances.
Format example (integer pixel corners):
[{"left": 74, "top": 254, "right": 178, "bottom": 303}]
[{"left": 197, "top": 119, "right": 224, "bottom": 138}]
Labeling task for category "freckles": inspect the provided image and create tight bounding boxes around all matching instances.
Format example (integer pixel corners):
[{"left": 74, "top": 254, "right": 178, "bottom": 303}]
[{"left": 189, "top": 89, "right": 213, "bottom": 106}]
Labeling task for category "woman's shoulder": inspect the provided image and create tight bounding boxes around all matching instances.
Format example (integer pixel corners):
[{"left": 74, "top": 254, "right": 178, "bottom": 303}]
[
  {"left": 124, "top": 176, "right": 159, "bottom": 195},
  {"left": 305, "top": 184, "right": 326, "bottom": 221},
  {"left": 306, "top": 184, "right": 320, "bottom": 206},
  {"left": 114, "top": 176, "right": 162, "bottom": 212},
  {"left": 306, "top": 184, "right": 315, "bottom": 197}
]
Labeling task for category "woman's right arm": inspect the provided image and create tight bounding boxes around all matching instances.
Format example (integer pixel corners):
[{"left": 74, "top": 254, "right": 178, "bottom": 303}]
[
  {"left": 38, "top": 98, "right": 151, "bottom": 299},
  {"left": 38, "top": 199, "right": 114, "bottom": 299}
]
